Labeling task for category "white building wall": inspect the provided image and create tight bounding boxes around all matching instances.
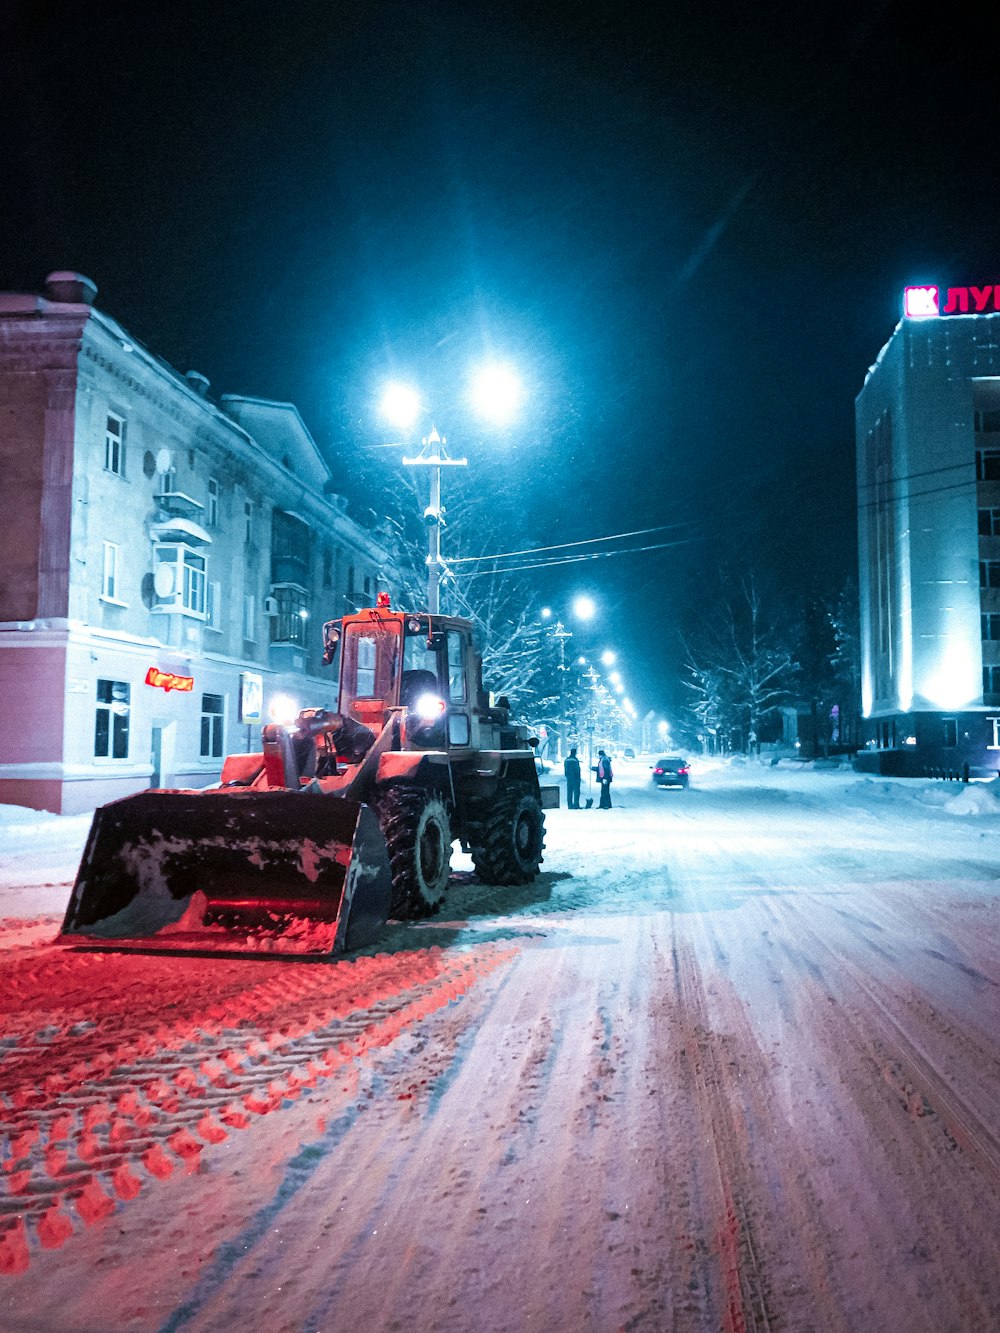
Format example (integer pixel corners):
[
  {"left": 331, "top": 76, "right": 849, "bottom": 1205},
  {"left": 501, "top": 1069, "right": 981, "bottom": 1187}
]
[{"left": 0, "top": 273, "right": 397, "bottom": 813}]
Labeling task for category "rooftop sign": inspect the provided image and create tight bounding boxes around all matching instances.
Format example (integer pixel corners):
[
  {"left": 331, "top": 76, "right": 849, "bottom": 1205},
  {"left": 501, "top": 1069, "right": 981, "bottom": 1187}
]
[{"left": 904, "top": 285, "right": 1000, "bottom": 318}]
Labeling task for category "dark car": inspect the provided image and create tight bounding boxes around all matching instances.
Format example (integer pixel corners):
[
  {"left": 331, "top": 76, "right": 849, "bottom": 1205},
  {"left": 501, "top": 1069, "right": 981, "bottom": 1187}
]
[{"left": 652, "top": 756, "right": 690, "bottom": 788}]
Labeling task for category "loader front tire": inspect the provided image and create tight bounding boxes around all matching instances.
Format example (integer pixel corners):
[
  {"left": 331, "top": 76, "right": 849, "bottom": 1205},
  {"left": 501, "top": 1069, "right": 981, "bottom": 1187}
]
[
  {"left": 472, "top": 784, "right": 545, "bottom": 886},
  {"left": 375, "top": 787, "right": 452, "bottom": 919}
]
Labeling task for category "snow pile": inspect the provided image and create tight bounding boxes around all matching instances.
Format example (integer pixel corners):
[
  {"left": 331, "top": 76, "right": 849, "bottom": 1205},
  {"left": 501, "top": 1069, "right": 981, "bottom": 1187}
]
[{"left": 942, "top": 781, "right": 1000, "bottom": 816}]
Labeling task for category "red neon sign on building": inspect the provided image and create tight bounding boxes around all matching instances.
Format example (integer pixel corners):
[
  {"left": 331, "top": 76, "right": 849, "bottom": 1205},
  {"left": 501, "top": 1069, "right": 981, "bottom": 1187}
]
[{"left": 144, "top": 667, "right": 194, "bottom": 693}]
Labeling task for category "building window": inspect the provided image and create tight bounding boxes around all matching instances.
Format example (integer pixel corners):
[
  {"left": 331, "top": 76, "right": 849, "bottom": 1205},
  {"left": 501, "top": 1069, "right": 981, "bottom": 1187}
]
[
  {"left": 244, "top": 500, "right": 253, "bottom": 544},
  {"left": 270, "top": 585, "right": 309, "bottom": 646},
  {"left": 182, "top": 551, "right": 207, "bottom": 614},
  {"left": 980, "top": 562, "right": 1000, "bottom": 589},
  {"left": 104, "top": 413, "right": 126, "bottom": 476},
  {"left": 989, "top": 718, "right": 1000, "bottom": 749},
  {"left": 242, "top": 593, "right": 256, "bottom": 641},
  {"left": 101, "top": 542, "right": 119, "bottom": 600},
  {"left": 363, "top": 574, "right": 371, "bottom": 600},
  {"left": 322, "top": 548, "right": 333, "bottom": 589},
  {"left": 942, "top": 718, "right": 958, "bottom": 748},
  {"left": 982, "top": 614, "right": 1000, "bottom": 641},
  {"left": 95, "top": 679, "right": 130, "bottom": 758},
  {"left": 271, "top": 511, "right": 310, "bottom": 586},
  {"left": 207, "top": 478, "right": 220, "bottom": 527},
  {"left": 980, "top": 508, "right": 1000, "bottom": 536},
  {"left": 975, "top": 410, "right": 1000, "bottom": 434},
  {"left": 206, "top": 580, "right": 221, "bottom": 630},
  {"left": 153, "top": 544, "right": 208, "bottom": 617},
  {"left": 976, "top": 450, "right": 1000, "bottom": 482},
  {"left": 985, "top": 666, "right": 1000, "bottom": 696},
  {"left": 200, "top": 693, "right": 225, "bottom": 758}
]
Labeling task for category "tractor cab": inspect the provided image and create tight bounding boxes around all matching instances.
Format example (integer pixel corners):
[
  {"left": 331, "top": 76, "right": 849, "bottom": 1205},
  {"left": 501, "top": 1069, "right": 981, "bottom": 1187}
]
[{"left": 323, "top": 596, "right": 477, "bottom": 751}]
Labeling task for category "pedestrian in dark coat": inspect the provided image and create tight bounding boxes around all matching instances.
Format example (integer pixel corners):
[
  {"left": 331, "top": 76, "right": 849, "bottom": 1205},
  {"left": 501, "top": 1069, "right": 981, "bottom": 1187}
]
[
  {"left": 563, "top": 746, "right": 582, "bottom": 809},
  {"left": 593, "top": 749, "right": 613, "bottom": 808}
]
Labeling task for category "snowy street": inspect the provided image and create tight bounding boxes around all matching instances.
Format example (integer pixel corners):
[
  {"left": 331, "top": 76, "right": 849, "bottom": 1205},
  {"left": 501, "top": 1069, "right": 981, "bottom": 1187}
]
[{"left": 4, "top": 758, "right": 1000, "bottom": 1331}]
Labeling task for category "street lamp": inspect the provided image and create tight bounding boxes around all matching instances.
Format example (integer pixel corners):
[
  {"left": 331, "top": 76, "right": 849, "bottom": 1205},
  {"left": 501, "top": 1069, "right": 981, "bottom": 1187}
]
[{"left": 378, "top": 365, "right": 523, "bottom": 614}]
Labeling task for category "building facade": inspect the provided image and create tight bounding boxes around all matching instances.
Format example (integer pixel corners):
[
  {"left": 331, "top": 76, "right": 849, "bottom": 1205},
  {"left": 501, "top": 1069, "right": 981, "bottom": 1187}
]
[
  {"left": 856, "top": 284, "right": 1000, "bottom": 777},
  {"left": 0, "top": 272, "right": 396, "bottom": 812}
]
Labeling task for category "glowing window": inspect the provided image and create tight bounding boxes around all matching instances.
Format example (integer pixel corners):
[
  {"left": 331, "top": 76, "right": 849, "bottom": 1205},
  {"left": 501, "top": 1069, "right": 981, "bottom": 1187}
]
[{"left": 989, "top": 718, "right": 1000, "bottom": 750}]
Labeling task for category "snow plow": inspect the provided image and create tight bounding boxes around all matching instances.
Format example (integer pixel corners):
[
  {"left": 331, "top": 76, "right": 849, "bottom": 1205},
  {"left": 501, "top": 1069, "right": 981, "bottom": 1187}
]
[{"left": 61, "top": 595, "right": 557, "bottom": 957}]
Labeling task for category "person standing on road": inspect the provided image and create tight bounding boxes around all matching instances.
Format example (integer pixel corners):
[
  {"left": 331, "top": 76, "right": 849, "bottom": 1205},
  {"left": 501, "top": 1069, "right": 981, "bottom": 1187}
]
[
  {"left": 593, "top": 749, "right": 613, "bottom": 808},
  {"left": 563, "top": 746, "right": 582, "bottom": 809}
]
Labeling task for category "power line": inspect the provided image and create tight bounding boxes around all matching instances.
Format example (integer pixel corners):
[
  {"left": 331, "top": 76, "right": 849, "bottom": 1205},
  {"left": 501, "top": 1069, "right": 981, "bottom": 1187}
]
[
  {"left": 446, "top": 521, "right": 693, "bottom": 566},
  {"left": 452, "top": 535, "right": 698, "bottom": 578}
]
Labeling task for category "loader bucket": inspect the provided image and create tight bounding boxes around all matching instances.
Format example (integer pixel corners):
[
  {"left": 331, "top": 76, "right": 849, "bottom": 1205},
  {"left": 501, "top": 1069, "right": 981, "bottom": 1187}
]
[{"left": 60, "top": 789, "right": 392, "bottom": 957}]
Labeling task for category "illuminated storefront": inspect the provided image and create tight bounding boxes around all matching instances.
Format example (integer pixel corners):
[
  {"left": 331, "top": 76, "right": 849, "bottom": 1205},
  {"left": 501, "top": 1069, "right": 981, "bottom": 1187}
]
[{"left": 856, "top": 283, "right": 1000, "bottom": 776}]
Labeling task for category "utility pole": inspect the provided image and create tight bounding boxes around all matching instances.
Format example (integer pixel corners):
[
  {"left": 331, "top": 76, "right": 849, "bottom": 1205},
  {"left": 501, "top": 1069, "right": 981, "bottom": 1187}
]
[
  {"left": 402, "top": 428, "right": 467, "bottom": 614},
  {"left": 549, "top": 619, "right": 573, "bottom": 760}
]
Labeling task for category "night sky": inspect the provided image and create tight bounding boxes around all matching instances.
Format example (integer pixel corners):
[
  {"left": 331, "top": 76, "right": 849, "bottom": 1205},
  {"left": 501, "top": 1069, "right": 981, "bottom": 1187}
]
[{"left": 4, "top": 2, "right": 999, "bottom": 718}]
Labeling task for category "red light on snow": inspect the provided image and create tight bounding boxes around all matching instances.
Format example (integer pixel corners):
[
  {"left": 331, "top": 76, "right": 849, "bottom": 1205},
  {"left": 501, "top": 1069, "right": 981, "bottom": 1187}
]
[
  {"left": 376, "top": 591, "right": 391, "bottom": 608},
  {"left": 145, "top": 667, "right": 194, "bottom": 693}
]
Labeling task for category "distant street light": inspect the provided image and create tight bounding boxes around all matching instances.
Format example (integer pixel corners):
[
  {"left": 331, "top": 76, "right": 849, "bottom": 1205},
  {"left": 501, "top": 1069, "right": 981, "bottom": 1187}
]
[
  {"left": 572, "top": 594, "right": 597, "bottom": 621},
  {"left": 601, "top": 649, "right": 616, "bottom": 666},
  {"left": 378, "top": 361, "right": 523, "bottom": 613}
]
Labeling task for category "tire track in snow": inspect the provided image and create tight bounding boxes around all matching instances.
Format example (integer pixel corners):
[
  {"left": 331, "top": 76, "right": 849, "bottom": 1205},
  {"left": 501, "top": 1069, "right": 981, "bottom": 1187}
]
[{"left": 0, "top": 941, "right": 518, "bottom": 1276}]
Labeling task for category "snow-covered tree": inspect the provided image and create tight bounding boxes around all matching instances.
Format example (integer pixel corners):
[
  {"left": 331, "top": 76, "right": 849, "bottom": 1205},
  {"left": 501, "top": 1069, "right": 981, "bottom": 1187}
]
[{"left": 683, "top": 574, "right": 798, "bottom": 753}]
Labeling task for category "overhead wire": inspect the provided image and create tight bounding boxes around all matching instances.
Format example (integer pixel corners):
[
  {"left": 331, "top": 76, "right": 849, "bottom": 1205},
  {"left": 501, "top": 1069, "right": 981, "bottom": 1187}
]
[{"left": 447, "top": 521, "right": 693, "bottom": 566}]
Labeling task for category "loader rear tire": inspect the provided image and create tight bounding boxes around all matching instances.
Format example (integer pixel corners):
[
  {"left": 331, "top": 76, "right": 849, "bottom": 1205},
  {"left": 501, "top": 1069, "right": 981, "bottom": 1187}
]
[
  {"left": 472, "top": 784, "right": 545, "bottom": 885},
  {"left": 375, "top": 787, "right": 452, "bottom": 919}
]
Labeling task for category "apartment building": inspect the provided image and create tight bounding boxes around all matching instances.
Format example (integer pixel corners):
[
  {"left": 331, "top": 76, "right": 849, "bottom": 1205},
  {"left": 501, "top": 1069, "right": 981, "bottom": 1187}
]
[
  {"left": 856, "top": 283, "right": 1000, "bottom": 776},
  {"left": 0, "top": 272, "right": 395, "bottom": 812}
]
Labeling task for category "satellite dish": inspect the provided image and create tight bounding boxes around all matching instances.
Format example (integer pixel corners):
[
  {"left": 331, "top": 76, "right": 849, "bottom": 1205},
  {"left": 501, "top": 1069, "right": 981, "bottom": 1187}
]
[
  {"left": 155, "top": 448, "right": 173, "bottom": 475},
  {"left": 153, "top": 564, "right": 175, "bottom": 598}
]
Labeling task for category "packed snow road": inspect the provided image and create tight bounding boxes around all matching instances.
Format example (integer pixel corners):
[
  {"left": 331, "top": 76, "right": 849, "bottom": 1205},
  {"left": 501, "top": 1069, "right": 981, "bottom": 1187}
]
[{"left": 4, "top": 758, "right": 1000, "bottom": 1332}]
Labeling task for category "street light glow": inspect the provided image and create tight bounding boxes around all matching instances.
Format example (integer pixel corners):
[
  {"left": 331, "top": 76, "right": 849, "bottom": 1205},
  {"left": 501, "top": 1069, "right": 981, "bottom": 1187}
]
[
  {"left": 468, "top": 361, "right": 523, "bottom": 424},
  {"left": 540, "top": 606, "right": 552, "bottom": 619},
  {"left": 601, "top": 650, "right": 616, "bottom": 665},
  {"left": 379, "top": 381, "right": 421, "bottom": 430},
  {"left": 572, "top": 594, "right": 596, "bottom": 621}
]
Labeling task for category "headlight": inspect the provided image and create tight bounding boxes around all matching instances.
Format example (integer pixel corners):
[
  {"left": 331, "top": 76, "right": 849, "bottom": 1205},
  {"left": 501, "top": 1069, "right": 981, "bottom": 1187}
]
[{"left": 413, "top": 692, "right": 446, "bottom": 722}]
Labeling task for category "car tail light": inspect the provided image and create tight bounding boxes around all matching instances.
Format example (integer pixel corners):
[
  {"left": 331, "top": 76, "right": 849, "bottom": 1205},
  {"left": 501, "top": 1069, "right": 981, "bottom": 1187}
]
[
  {"left": 679, "top": 766, "right": 689, "bottom": 775},
  {"left": 654, "top": 767, "right": 664, "bottom": 774}
]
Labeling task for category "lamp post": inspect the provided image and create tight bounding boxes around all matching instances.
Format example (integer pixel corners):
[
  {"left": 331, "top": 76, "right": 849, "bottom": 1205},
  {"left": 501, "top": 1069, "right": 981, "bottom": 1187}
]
[
  {"left": 401, "top": 427, "right": 467, "bottom": 614},
  {"left": 379, "top": 363, "right": 522, "bottom": 615}
]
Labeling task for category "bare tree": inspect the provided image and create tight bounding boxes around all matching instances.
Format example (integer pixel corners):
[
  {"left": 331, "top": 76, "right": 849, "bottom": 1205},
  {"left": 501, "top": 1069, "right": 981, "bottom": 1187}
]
[{"left": 683, "top": 574, "right": 798, "bottom": 753}]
